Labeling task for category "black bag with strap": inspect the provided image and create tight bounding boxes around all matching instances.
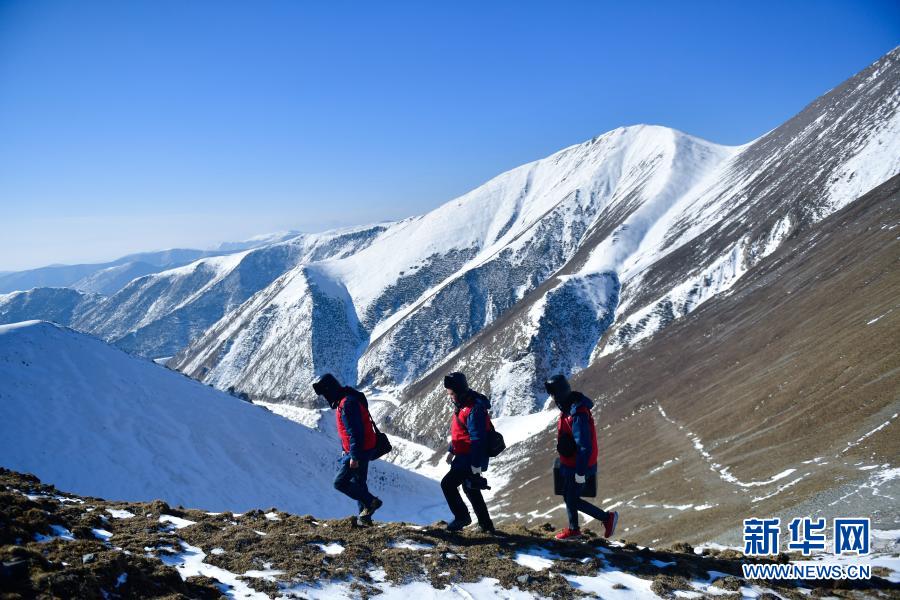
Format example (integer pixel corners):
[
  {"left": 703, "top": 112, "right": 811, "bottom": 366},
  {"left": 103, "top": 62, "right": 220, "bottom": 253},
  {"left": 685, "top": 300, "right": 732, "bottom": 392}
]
[
  {"left": 486, "top": 423, "right": 506, "bottom": 458},
  {"left": 354, "top": 389, "right": 392, "bottom": 461},
  {"left": 370, "top": 420, "right": 393, "bottom": 460}
]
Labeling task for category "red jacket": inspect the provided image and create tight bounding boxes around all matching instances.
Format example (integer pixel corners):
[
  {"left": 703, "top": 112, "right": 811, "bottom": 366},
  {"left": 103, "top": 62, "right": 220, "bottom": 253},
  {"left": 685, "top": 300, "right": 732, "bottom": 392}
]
[
  {"left": 557, "top": 400, "right": 598, "bottom": 471},
  {"left": 336, "top": 392, "right": 377, "bottom": 457},
  {"left": 449, "top": 392, "right": 491, "bottom": 465}
]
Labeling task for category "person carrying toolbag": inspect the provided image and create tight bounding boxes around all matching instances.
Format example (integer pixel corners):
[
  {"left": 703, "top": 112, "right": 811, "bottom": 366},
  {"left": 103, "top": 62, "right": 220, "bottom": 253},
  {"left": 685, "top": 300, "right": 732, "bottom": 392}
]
[{"left": 545, "top": 374, "right": 618, "bottom": 541}]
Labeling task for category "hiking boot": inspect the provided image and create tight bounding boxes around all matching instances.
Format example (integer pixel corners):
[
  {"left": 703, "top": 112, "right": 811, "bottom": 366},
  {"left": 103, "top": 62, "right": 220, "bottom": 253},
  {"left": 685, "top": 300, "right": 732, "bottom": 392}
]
[
  {"left": 555, "top": 527, "right": 582, "bottom": 540},
  {"left": 357, "top": 515, "right": 373, "bottom": 527},
  {"left": 360, "top": 497, "right": 382, "bottom": 520},
  {"left": 477, "top": 522, "right": 495, "bottom": 534},
  {"left": 446, "top": 516, "right": 472, "bottom": 531},
  {"left": 603, "top": 511, "right": 619, "bottom": 538}
]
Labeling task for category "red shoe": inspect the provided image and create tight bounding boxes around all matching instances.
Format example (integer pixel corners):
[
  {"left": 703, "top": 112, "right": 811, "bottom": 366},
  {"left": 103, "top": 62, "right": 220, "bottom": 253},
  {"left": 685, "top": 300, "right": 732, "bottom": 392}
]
[
  {"left": 604, "top": 511, "right": 619, "bottom": 538},
  {"left": 555, "top": 527, "right": 582, "bottom": 540}
]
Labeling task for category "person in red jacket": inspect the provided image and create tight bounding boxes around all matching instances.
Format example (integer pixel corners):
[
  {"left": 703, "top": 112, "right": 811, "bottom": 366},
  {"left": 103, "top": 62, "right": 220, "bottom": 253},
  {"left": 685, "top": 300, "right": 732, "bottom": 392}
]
[
  {"left": 313, "top": 373, "right": 383, "bottom": 525},
  {"left": 545, "top": 374, "right": 618, "bottom": 541},
  {"left": 441, "top": 372, "right": 495, "bottom": 533}
]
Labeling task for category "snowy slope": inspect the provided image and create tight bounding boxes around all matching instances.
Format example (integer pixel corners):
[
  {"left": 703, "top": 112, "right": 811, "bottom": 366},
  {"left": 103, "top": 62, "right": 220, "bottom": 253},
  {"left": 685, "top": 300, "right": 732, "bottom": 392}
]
[
  {"left": 0, "top": 321, "right": 445, "bottom": 522},
  {"left": 596, "top": 46, "right": 900, "bottom": 357}
]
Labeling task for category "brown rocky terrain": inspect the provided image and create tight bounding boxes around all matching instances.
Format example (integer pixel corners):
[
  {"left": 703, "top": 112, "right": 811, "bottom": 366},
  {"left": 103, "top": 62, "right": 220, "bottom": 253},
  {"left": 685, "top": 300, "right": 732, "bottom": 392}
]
[{"left": 4, "top": 469, "right": 897, "bottom": 599}]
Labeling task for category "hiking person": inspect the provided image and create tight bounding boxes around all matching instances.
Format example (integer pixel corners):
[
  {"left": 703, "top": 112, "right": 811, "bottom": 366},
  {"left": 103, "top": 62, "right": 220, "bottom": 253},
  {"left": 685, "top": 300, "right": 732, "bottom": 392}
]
[
  {"left": 441, "top": 372, "right": 495, "bottom": 533},
  {"left": 312, "top": 373, "right": 383, "bottom": 525},
  {"left": 545, "top": 374, "right": 618, "bottom": 541}
]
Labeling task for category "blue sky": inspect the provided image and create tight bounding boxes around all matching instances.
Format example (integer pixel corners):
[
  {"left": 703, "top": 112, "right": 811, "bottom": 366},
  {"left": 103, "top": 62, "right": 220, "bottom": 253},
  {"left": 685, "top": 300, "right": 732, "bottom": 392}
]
[{"left": 1, "top": 1, "right": 898, "bottom": 271}]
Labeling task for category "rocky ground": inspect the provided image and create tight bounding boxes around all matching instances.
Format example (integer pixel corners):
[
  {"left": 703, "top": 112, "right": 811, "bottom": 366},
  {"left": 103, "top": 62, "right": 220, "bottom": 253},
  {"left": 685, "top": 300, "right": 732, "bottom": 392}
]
[{"left": 1, "top": 469, "right": 898, "bottom": 599}]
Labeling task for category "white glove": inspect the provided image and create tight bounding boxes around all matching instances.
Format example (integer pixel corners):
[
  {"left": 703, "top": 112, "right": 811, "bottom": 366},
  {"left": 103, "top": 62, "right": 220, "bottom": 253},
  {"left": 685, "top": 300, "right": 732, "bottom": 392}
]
[
  {"left": 471, "top": 466, "right": 482, "bottom": 475},
  {"left": 574, "top": 474, "right": 586, "bottom": 484},
  {"left": 445, "top": 453, "right": 453, "bottom": 464}
]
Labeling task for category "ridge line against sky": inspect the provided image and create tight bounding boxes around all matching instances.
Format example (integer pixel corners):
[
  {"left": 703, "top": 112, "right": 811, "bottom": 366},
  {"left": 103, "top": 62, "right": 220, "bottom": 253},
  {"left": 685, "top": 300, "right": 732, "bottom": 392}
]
[{"left": 1, "top": 0, "right": 898, "bottom": 272}]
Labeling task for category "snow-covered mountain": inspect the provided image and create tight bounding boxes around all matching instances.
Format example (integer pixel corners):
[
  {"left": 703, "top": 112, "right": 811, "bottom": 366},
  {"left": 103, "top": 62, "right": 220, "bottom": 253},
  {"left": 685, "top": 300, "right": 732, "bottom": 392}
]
[
  {"left": 0, "top": 287, "right": 100, "bottom": 327},
  {"left": 0, "top": 249, "right": 222, "bottom": 296},
  {"left": 387, "top": 45, "right": 900, "bottom": 444},
  {"left": 173, "top": 48, "right": 900, "bottom": 425},
  {"left": 213, "top": 229, "right": 304, "bottom": 252},
  {"left": 70, "top": 224, "right": 389, "bottom": 359},
  {"left": 174, "top": 126, "right": 735, "bottom": 403},
  {"left": 0, "top": 320, "right": 444, "bottom": 522},
  {"left": 0, "top": 225, "right": 390, "bottom": 361},
  {"left": 0, "top": 232, "right": 319, "bottom": 296}
]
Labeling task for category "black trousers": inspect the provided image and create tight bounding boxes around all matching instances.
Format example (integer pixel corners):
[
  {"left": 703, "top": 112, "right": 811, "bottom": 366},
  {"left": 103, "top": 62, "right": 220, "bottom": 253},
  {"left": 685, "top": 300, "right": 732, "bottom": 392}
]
[
  {"left": 333, "top": 454, "right": 375, "bottom": 512},
  {"left": 563, "top": 474, "right": 608, "bottom": 530},
  {"left": 441, "top": 468, "right": 492, "bottom": 527}
]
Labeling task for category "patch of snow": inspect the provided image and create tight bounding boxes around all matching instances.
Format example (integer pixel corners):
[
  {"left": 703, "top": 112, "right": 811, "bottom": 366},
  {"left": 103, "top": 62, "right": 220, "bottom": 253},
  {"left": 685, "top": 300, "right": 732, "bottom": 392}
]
[
  {"left": 242, "top": 567, "right": 286, "bottom": 581},
  {"left": 649, "top": 457, "right": 679, "bottom": 475},
  {"left": 751, "top": 477, "right": 804, "bottom": 503},
  {"left": 313, "top": 542, "right": 345, "bottom": 555},
  {"left": 841, "top": 413, "right": 897, "bottom": 453},
  {"left": 873, "top": 528, "right": 900, "bottom": 540},
  {"left": 565, "top": 568, "right": 657, "bottom": 599},
  {"left": 493, "top": 409, "right": 558, "bottom": 448},
  {"left": 513, "top": 547, "right": 561, "bottom": 570},
  {"left": 159, "top": 515, "right": 196, "bottom": 530},
  {"left": 281, "top": 577, "right": 540, "bottom": 599},
  {"left": 826, "top": 96, "right": 900, "bottom": 212},
  {"left": 254, "top": 401, "right": 324, "bottom": 430},
  {"left": 34, "top": 524, "right": 75, "bottom": 543},
  {"left": 387, "top": 539, "right": 435, "bottom": 551},
  {"left": 656, "top": 404, "right": 804, "bottom": 491},
  {"left": 160, "top": 541, "right": 271, "bottom": 599}
]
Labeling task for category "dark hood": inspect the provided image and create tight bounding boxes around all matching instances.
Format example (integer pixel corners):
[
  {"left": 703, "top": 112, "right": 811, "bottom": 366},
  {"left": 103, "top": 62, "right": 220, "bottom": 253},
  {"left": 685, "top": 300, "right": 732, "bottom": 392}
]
[
  {"left": 454, "top": 388, "right": 490, "bottom": 411},
  {"left": 557, "top": 390, "right": 592, "bottom": 415}
]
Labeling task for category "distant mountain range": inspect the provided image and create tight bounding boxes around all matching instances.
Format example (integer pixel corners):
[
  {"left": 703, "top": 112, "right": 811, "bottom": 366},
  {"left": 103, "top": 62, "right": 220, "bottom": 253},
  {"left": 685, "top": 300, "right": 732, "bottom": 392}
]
[{"left": 0, "top": 230, "right": 303, "bottom": 295}]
